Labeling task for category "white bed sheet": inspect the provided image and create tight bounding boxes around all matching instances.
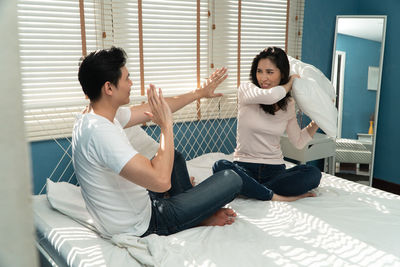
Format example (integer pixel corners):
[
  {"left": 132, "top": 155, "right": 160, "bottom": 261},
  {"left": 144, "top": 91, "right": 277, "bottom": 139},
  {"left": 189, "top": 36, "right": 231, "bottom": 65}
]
[
  {"left": 34, "top": 153, "right": 400, "bottom": 267},
  {"left": 34, "top": 195, "right": 143, "bottom": 267}
]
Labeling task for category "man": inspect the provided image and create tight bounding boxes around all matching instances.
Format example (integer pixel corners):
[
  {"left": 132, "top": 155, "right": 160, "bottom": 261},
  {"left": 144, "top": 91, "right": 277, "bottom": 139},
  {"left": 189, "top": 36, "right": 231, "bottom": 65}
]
[{"left": 73, "top": 46, "right": 243, "bottom": 238}]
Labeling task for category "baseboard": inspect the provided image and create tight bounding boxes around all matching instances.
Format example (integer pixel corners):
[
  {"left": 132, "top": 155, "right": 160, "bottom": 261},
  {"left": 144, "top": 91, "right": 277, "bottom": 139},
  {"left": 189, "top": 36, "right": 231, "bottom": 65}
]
[{"left": 372, "top": 178, "right": 400, "bottom": 196}]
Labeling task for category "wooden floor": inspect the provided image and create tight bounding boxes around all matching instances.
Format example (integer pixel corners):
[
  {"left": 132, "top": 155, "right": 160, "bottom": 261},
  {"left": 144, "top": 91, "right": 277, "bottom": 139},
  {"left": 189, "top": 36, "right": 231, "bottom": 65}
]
[
  {"left": 335, "top": 162, "right": 370, "bottom": 185},
  {"left": 334, "top": 162, "right": 400, "bottom": 195}
]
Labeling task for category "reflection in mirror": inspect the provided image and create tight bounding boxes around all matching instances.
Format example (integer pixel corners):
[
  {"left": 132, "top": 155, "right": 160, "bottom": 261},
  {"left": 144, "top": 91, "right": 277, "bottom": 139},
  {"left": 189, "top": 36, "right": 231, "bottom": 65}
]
[{"left": 331, "top": 16, "right": 386, "bottom": 186}]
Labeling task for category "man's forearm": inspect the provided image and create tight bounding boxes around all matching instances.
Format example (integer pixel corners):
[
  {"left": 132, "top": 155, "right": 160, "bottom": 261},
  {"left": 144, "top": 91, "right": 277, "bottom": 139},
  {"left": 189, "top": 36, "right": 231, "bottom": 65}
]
[
  {"left": 151, "top": 124, "right": 175, "bottom": 183},
  {"left": 128, "top": 68, "right": 226, "bottom": 127},
  {"left": 165, "top": 90, "right": 200, "bottom": 113},
  {"left": 126, "top": 90, "right": 199, "bottom": 127}
]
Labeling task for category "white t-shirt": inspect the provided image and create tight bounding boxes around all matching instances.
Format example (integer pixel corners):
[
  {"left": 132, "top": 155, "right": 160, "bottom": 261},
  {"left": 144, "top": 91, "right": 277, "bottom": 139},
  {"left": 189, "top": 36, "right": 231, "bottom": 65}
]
[
  {"left": 234, "top": 82, "right": 312, "bottom": 165},
  {"left": 72, "top": 107, "right": 152, "bottom": 237}
]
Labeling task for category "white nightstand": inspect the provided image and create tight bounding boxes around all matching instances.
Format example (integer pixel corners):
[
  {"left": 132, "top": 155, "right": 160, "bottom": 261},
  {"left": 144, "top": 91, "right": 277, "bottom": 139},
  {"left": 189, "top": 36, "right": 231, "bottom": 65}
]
[{"left": 280, "top": 132, "right": 336, "bottom": 174}]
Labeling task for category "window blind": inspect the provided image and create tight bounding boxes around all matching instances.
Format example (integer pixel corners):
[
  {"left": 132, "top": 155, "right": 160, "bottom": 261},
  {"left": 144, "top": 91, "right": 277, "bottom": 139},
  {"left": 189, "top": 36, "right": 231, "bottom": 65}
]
[
  {"left": 18, "top": 0, "right": 305, "bottom": 140},
  {"left": 109, "top": 0, "right": 142, "bottom": 99},
  {"left": 286, "top": 0, "right": 305, "bottom": 59},
  {"left": 93, "top": 0, "right": 114, "bottom": 50},
  {"left": 112, "top": 0, "right": 209, "bottom": 122},
  {"left": 213, "top": 0, "right": 290, "bottom": 118},
  {"left": 240, "top": 0, "right": 288, "bottom": 82},
  {"left": 17, "top": 0, "right": 97, "bottom": 141}
]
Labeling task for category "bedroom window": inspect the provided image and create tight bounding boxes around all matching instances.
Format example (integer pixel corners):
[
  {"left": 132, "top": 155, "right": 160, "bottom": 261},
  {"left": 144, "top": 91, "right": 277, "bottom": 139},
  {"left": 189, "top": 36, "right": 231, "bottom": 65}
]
[
  {"left": 213, "top": 0, "right": 304, "bottom": 117},
  {"left": 110, "top": 0, "right": 210, "bottom": 123},
  {"left": 17, "top": 0, "right": 98, "bottom": 141},
  {"left": 18, "top": 0, "right": 304, "bottom": 141}
]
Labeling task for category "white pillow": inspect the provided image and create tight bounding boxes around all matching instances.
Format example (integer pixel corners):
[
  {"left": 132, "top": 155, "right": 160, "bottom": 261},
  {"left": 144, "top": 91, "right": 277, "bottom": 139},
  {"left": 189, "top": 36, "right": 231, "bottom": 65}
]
[
  {"left": 288, "top": 56, "right": 336, "bottom": 101},
  {"left": 46, "top": 179, "right": 99, "bottom": 233},
  {"left": 124, "top": 125, "right": 159, "bottom": 159},
  {"left": 187, "top": 152, "right": 233, "bottom": 183},
  {"left": 288, "top": 56, "right": 337, "bottom": 137}
]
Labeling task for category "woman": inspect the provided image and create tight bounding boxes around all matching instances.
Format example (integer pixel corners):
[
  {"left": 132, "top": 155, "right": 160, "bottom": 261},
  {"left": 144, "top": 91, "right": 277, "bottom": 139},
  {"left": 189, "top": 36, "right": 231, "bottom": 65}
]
[{"left": 213, "top": 47, "right": 321, "bottom": 202}]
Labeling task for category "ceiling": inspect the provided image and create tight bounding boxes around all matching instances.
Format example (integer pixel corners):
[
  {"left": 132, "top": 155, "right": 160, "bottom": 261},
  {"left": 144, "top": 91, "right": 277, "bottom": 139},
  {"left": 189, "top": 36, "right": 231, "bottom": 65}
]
[{"left": 337, "top": 18, "right": 384, "bottom": 42}]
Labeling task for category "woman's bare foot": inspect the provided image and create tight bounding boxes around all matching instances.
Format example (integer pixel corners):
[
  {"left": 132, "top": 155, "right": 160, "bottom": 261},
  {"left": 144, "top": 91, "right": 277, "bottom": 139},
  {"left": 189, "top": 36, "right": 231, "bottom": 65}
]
[
  {"left": 190, "top": 176, "right": 196, "bottom": 187},
  {"left": 271, "top": 191, "right": 316, "bottom": 202},
  {"left": 200, "top": 208, "right": 237, "bottom": 226}
]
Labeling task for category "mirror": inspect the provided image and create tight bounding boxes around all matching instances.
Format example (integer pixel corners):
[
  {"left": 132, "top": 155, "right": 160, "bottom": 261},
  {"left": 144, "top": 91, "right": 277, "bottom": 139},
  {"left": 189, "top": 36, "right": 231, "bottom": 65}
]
[{"left": 331, "top": 15, "right": 386, "bottom": 186}]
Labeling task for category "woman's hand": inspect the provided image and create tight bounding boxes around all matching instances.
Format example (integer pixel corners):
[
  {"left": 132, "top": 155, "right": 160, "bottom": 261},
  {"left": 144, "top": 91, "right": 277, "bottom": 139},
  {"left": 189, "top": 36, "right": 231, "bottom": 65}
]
[
  {"left": 306, "top": 120, "right": 319, "bottom": 137},
  {"left": 194, "top": 67, "right": 228, "bottom": 99},
  {"left": 282, "top": 74, "right": 300, "bottom": 93},
  {"left": 290, "top": 74, "right": 300, "bottom": 79},
  {"left": 144, "top": 84, "right": 173, "bottom": 128}
]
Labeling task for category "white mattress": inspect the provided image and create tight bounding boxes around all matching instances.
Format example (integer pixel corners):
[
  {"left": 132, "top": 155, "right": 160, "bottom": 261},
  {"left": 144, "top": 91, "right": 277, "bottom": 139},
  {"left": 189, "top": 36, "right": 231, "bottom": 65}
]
[
  {"left": 34, "top": 195, "right": 142, "bottom": 267},
  {"left": 34, "top": 153, "right": 400, "bottom": 267}
]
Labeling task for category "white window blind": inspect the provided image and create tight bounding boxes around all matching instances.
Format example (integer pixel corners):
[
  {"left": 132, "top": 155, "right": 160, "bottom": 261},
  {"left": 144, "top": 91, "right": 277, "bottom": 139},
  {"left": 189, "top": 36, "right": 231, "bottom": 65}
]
[
  {"left": 141, "top": 0, "right": 208, "bottom": 97},
  {"left": 18, "top": 0, "right": 304, "bottom": 140},
  {"left": 213, "top": 0, "right": 292, "bottom": 118},
  {"left": 240, "top": 0, "right": 288, "bottom": 82},
  {"left": 17, "top": 0, "right": 97, "bottom": 141},
  {"left": 287, "top": 0, "right": 305, "bottom": 59},
  {"left": 93, "top": 0, "right": 114, "bottom": 50},
  {"left": 214, "top": 0, "right": 289, "bottom": 91},
  {"left": 213, "top": 0, "right": 238, "bottom": 95},
  {"left": 111, "top": 0, "right": 209, "bottom": 122},
  {"left": 109, "top": 0, "right": 141, "bottom": 101}
]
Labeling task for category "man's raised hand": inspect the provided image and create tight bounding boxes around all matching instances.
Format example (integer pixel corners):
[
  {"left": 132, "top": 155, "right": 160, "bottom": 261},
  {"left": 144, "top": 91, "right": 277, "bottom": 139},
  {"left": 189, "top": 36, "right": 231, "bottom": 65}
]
[{"left": 144, "top": 84, "right": 172, "bottom": 128}]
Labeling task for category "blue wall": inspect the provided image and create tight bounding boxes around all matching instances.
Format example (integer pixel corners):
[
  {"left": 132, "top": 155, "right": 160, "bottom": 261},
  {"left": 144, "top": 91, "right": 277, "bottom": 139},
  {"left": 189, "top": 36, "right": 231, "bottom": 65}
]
[
  {"left": 302, "top": 0, "right": 360, "bottom": 77},
  {"left": 336, "top": 33, "right": 380, "bottom": 139},
  {"left": 30, "top": 139, "right": 76, "bottom": 195},
  {"left": 303, "top": 0, "right": 400, "bottom": 184}
]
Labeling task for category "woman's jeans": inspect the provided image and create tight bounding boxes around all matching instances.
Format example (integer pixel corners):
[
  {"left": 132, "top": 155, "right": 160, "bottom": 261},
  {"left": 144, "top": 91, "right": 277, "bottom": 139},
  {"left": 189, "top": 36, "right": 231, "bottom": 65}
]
[
  {"left": 142, "top": 150, "right": 243, "bottom": 237},
  {"left": 212, "top": 159, "right": 321, "bottom": 200}
]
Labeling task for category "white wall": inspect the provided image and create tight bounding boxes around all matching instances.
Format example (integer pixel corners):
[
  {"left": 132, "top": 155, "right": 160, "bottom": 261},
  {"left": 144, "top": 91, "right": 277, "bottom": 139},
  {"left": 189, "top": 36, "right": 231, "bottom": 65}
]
[{"left": 0, "top": 1, "right": 39, "bottom": 266}]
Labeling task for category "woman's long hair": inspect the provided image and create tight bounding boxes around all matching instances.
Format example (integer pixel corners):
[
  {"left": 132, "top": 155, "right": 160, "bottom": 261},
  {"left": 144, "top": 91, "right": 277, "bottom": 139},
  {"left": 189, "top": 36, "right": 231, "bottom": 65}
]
[{"left": 249, "top": 47, "right": 291, "bottom": 115}]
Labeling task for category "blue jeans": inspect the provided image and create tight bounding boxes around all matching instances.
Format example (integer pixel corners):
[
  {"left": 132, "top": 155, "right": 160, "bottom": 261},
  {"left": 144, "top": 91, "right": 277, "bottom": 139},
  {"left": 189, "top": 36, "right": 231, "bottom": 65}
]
[
  {"left": 142, "top": 150, "right": 243, "bottom": 237},
  {"left": 212, "top": 160, "right": 321, "bottom": 200}
]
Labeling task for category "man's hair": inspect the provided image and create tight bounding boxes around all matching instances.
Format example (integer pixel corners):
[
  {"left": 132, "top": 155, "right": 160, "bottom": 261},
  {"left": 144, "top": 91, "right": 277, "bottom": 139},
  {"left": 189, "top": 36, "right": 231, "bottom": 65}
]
[
  {"left": 78, "top": 46, "right": 127, "bottom": 102},
  {"left": 249, "top": 46, "right": 291, "bottom": 115}
]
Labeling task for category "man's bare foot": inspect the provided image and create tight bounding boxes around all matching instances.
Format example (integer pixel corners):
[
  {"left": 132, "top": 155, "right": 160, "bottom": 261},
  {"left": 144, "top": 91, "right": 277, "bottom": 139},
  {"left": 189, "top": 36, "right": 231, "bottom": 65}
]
[
  {"left": 271, "top": 191, "right": 316, "bottom": 202},
  {"left": 200, "top": 208, "right": 237, "bottom": 226}
]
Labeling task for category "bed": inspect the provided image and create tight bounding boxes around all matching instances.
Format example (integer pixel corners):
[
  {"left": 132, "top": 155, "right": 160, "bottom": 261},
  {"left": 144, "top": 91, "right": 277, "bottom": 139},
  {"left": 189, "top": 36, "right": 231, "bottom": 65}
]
[{"left": 34, "top": 151, "right": 400, "bottom": 267}]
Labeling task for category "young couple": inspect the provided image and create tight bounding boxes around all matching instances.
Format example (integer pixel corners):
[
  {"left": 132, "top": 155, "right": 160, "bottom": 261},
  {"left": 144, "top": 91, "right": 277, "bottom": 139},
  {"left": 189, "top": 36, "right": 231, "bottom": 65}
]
[{"left": 72, "top": 46, "right": 321, "bottom": 238}]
